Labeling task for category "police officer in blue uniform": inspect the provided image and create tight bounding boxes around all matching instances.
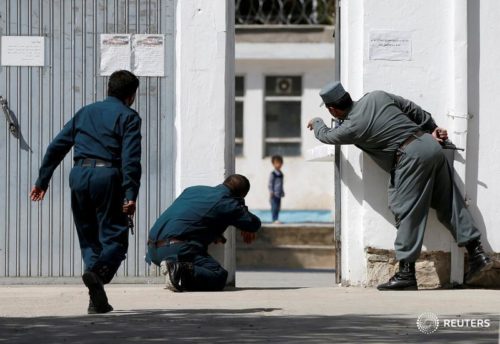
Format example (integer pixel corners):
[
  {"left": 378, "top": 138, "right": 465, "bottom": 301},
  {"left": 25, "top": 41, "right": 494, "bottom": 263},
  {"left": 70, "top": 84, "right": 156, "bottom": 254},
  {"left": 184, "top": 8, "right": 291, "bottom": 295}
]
[
  {"left": 146, "top": 174, "right": 261, "bottom": 292},
  {"left": 30, "top": 70, "right": 142, "bottom": 313}
]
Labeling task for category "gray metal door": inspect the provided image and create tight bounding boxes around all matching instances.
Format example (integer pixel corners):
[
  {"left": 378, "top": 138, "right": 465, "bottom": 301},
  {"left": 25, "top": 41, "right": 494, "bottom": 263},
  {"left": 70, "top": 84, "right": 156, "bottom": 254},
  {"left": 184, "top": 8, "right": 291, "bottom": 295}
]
[{"left": 0, "top": 0, "right": 175, "bottom": 279}]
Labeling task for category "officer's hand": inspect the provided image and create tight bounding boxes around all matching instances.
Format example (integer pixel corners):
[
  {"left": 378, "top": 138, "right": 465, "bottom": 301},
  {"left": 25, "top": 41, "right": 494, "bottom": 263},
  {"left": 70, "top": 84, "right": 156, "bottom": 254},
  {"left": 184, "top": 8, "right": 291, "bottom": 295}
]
[
  {"left": 123, "top": 200, "right": 136, "bottom": 215},
  {"left": 30, "top": 186, "right": 46, "bottom": 201},
  {"left": 241, "top": 231, "right": 256, "bottom": 244},
  {"left": 432, "top": 127, "right": 448, "bottom": 143},
  {"left": 307, "top": 119, "right": 314, "bottom": 131}
]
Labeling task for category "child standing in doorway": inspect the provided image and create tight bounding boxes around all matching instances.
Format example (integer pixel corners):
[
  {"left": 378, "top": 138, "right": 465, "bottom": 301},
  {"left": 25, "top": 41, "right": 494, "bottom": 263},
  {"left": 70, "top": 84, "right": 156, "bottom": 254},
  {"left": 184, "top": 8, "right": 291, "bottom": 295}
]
[{"left": 268, "top": 155, "right": 285, "bottom": 224}]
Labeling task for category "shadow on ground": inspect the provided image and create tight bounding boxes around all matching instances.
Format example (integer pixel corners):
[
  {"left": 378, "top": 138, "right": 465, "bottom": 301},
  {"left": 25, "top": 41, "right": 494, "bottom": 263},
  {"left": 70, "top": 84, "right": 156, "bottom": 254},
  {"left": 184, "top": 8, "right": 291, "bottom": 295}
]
[{"left": 0, "top": 309, "right": 498, "bottom": 343}]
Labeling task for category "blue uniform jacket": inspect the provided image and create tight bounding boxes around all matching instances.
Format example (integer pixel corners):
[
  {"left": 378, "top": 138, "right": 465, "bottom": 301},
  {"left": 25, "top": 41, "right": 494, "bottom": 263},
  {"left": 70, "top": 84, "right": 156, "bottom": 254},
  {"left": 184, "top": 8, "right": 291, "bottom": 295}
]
[
  {"left": 35, "top": 96, "right": 142, "bottom": 201},
  {"left": 148, "top": 184, "right": 261, "bottom": 247}
]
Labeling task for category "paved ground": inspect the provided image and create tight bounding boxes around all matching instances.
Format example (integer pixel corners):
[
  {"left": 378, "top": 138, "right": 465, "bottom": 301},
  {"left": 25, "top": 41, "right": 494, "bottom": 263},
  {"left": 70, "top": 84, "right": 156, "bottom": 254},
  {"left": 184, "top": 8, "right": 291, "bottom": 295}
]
[{"left": 0, "top": 270, "right": 499, "bottom": 343}]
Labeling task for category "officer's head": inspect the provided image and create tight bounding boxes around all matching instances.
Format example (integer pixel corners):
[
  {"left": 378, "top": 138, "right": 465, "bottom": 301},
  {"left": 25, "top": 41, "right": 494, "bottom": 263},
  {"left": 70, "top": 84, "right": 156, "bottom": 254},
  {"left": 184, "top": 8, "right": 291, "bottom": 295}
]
[
  {"left": 108, "top": 70, "right": 140, "bottom": 107},
  {"left": 223, "top": 174, "right": 251, "bottom": 198},
  {"left": 320, "top": 81, "right": 353, "bottom": 119}
]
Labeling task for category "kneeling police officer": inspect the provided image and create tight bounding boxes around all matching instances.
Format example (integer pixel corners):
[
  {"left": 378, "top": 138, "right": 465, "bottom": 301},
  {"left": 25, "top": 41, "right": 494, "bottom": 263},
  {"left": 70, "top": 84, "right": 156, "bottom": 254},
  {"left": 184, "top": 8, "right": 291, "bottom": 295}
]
[{"left": 146, "top": 174, "right": 261, "bottom": 292}]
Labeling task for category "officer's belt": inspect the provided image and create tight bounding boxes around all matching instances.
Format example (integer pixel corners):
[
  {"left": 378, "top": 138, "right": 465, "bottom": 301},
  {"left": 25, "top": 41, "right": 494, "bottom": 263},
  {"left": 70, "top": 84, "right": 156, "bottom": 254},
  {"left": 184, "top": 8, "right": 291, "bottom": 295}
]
[
  {"left": 147, "top": 238, "right": 185, "bottom": 248},
  {"left": 75, "top": 158, "right": 120, "bottom": 168},
  {"left": 394, "top": 130, "right": 425, "bottom": 166}
]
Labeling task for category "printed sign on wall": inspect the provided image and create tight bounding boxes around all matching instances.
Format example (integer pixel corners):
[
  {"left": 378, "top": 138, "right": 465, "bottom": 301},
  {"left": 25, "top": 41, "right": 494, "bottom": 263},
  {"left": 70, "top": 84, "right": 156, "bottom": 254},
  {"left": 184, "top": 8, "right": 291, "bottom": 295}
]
[
  {"left": 1, "top": 36, "right": 45, "bottom": 66},
  {"left": 369, "top": 30, "right": 412, "bottom": 61},
  {"left": 132, "top": 35, "right": 165, "bottom": 77},
  {"left": 100, "top": 34, "right": 165, "bottom": 77},
  {"left": 100, "top": 34, "right": 132, "bottom": 76}
]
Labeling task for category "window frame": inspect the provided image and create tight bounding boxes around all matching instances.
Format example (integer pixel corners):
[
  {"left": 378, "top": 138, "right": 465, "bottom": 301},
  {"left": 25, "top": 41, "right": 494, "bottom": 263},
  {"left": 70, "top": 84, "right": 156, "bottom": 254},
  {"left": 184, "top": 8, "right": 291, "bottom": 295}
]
[
  {"left": 263, "top": 75, "right": 303, "bottom": 157},
  {"left": 235, "top": 75, "right": 245, "bottom": 157}
]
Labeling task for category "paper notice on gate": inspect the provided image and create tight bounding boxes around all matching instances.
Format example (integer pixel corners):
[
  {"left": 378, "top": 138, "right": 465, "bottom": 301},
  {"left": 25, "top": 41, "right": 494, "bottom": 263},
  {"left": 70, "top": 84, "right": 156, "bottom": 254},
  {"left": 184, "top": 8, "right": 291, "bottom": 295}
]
[
  {"left": 1, "top": 36, "right": 45, "bottom": 66},
  {"left": 100, "top": 34, "right": 132, "bottom": 76},
  {"left": 132, "top": 34, "right": 165, "bottom": 77}
]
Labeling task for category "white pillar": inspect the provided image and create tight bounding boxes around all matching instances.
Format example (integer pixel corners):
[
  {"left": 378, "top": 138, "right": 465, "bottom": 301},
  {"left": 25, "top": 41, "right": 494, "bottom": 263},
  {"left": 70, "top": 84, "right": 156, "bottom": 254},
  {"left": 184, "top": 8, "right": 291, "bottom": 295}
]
[
  {"left": 449, "top": 0, "right": 468, "bottom": 285},
  {"left": 243, "top": 71, "right": 264, "bottom": 160},
  {"left": 174, "top": 0, "right": 236, "bottom": 284},
  {"left": 339, "top": 0, "right": 368, "bottom": 285}
]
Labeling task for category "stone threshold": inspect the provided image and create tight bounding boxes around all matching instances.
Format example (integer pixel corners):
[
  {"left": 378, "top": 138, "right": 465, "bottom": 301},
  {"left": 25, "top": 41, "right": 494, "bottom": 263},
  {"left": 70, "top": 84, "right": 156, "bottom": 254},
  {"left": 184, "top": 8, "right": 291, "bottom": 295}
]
[{"left": 365, "top": 247, "right": 500, "bottom": 289}]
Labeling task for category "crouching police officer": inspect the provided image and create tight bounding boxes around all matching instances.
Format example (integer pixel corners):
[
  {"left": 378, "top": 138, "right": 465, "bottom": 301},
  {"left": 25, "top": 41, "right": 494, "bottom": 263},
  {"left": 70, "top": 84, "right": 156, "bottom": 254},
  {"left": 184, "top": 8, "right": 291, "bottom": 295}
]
[
  {"left": 31, "top": 70, "right": 142, "bottom": 313},
  {"left": 146, "top": 174, "right": 261, "bottom": 292}
]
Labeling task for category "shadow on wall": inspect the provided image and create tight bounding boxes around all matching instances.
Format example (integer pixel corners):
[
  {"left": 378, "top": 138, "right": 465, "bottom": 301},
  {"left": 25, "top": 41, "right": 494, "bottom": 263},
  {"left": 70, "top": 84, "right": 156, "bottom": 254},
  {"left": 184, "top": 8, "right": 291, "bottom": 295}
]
[{"left": 0, "top": 309, "right": 498, "bottom": 343}]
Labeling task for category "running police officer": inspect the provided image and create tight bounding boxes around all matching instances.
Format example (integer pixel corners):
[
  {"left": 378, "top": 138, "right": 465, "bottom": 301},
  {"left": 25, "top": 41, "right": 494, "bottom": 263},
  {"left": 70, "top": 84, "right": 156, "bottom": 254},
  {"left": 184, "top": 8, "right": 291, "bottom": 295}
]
[
  {"left": 31, "top": 70, "right": 142, "bottom": 313},
  {"left": 308, "top": 81, "right": 493, "bottom": 290}
]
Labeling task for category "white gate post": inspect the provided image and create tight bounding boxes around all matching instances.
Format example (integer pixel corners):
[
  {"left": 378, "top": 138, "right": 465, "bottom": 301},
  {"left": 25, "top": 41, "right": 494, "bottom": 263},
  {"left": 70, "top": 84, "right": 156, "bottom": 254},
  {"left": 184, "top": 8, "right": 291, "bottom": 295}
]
[{"left": 174, "top": 0, "right": 236, "bottom": 285}]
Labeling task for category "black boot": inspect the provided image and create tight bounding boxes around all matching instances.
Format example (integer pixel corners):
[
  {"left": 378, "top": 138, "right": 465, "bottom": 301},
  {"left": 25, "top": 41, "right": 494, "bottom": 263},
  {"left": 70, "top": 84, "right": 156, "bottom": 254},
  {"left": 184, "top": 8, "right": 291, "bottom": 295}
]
[
  {"left": 88, "top": 299, "right": 113, "bottom": 315},
  {"left": 465, "top": 239, "right": 493, "bottom": 285},
  {"left": 82, "top": 271, "right": 113, "bottom": 314},
  {"left": 161, "top": 261, "right": 194, "bottom": 292},
  {"left": 377, "top": 261, "right": 418, "bottom": 291}
]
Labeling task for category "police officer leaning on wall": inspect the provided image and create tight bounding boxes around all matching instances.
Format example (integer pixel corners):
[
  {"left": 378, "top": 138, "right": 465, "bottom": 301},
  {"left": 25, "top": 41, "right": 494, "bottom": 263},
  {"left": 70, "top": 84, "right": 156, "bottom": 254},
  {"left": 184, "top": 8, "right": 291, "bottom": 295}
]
[
  {"left": 308, "top": 81, "right": 493, "bottom": 291},
  {"left": 31, "top": 70, "right": 142, "bottom": 313}
]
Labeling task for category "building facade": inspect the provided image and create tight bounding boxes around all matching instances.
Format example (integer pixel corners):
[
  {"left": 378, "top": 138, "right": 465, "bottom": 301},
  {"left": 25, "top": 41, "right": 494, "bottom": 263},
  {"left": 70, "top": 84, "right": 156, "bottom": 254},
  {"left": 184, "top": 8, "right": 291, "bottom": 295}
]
[{"left": 234, "top": 1, "right": 336, "bottom": 214}]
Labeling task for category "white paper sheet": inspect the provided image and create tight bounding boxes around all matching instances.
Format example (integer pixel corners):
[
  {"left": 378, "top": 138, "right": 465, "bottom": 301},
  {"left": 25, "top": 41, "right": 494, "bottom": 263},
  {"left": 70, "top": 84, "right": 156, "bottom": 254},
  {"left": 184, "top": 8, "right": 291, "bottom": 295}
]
[
  {"left": 1, "top": 36, "right": 45, "bottom": 66},
  {"left": 132, "top": 34, "right": 165, "bottom": 77},
  {"left": 100, "top": 34, "right": 132, "bottom": 76},
  {"left": 369, "top": 30, "right": 412, "bottom": 61}
]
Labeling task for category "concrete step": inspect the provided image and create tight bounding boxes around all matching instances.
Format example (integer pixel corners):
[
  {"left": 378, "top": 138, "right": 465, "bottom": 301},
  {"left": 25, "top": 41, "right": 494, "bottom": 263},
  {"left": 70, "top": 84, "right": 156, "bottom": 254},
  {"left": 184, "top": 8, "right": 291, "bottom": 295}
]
[
  {"left": 236, "top": 223, "right": 335, "bottom": 246},
  {"left": 237, "top": 244, "right": 335, "bottom": 270},
  {"left": 236, "top": 224, "right": 336, "bottom": 270}
]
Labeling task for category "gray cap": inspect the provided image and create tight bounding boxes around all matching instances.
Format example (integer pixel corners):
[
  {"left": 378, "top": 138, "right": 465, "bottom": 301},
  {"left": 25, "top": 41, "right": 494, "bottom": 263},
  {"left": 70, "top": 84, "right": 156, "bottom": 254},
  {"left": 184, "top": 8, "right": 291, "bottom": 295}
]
[{"left": 319, "top": 81, "right": 346, "bottom": 106}]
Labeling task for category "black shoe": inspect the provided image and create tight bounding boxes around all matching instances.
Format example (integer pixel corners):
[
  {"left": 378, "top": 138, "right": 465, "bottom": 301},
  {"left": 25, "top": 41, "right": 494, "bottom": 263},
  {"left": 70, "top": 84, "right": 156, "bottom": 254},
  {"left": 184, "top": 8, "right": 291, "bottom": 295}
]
[
  {"left": 88, "top": 299, "right": 113, "bottom": 315},
  {"left": 161, "top": 261, "right": 194, "bottom": 292},
  {"left": 377, "top": 261, "right": 418, "bottom": 291},
  {"left": 82, "top": 271, "right": 113, "bottom": 314},
  {"left": 465, "top": 240, "right": 494, "bottom": 285}
]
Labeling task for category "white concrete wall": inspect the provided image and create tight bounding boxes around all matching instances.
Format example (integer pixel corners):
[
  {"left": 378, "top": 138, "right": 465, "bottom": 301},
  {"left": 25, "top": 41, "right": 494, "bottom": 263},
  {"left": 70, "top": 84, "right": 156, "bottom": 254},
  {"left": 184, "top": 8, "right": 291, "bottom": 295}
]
[
  {"left": 235, "top": 59, "right": 335, "bottom": 211},
  {"left": 339, "top": 0, "right": 500, "bottom": 285},
  {"left": 468, "top": 0, "right": 500, "bottom": 253},
  {"left": 175, "top": 0, "right": 234, "bottom": 191},
  {"left": 174, "top": 0, "right": 236, "bottom": 282},
  {"left": 359, "top": 0, "right": 454, "bottom": 253}
]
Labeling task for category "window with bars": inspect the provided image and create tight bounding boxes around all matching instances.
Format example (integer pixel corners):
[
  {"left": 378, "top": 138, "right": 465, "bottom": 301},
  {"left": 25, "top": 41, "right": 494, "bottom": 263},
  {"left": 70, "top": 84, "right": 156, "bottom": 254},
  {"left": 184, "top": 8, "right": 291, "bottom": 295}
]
[
  {"left": 264, "top": 76, "right": 302, "bottom": 157},
  {"left": 235, "top": 76, "right": 245, "bottom": 156}
]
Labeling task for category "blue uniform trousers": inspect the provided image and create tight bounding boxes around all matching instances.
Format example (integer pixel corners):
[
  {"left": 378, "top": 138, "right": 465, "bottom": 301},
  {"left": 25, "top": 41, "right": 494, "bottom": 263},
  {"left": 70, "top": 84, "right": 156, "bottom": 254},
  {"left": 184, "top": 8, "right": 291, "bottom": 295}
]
[
  {"left": 69, "top": 166, "right": 129, "bottom": 284},
  {"left": 147, "top": 242, "right": 228, "bottom": 291}
]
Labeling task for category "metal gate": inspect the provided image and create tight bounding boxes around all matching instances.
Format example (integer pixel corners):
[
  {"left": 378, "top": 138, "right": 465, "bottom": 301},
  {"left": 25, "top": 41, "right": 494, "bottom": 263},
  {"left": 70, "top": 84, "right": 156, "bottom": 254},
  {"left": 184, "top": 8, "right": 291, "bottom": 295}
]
[{"left": 0, "top": 0, "right": 175, "bottom": 279}]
